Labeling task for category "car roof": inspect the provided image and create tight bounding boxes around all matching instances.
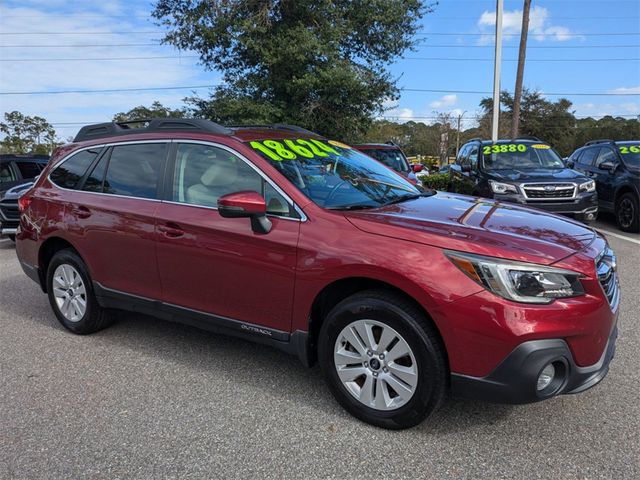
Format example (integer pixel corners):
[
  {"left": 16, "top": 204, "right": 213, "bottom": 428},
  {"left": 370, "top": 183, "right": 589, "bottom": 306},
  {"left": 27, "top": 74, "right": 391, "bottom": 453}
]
[
  {"left": 72, "top": 118, "right": 325, "bottom": 144},
  {"left": 0, "top": 154, "right": 49, "bottom": 163},
  {"left": 468, "top": 137, "right": 548, "bottom": 145}
]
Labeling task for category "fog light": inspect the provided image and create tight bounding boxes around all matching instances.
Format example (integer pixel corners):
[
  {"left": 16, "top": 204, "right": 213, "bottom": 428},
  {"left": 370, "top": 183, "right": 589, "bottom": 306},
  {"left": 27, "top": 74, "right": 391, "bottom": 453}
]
[
  {"left": 537, "top": 364, "right": 556, "bottom": 391},
  {"left": 586, "top": 213, "right": 595, "bottom": 221}
]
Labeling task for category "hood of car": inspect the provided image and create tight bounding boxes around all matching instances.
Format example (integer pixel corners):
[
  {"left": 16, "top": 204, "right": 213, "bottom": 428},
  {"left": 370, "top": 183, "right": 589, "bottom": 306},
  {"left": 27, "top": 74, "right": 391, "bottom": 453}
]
[
  {"left": 344, "top": 192, "right": 595, "bottom": 265},
  {"left": 486, "top": 168, "right": 587, "bottom": 183}
]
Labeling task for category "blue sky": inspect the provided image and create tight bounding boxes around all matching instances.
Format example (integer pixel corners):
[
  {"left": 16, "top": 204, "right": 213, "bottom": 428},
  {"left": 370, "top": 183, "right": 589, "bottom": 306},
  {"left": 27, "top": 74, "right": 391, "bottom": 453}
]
[{"left": 0, "top": 0, "right": 638, "bottom": 140}]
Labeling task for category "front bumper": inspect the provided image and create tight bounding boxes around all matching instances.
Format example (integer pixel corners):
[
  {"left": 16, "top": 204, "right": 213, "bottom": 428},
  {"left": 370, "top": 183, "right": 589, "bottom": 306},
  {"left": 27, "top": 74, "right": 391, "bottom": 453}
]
[
  {"left": 451, "top": 322, "right": 618, "bottom": 404},
  {"left": 493, "top": 191, "right": 598, "bottom": 220}
]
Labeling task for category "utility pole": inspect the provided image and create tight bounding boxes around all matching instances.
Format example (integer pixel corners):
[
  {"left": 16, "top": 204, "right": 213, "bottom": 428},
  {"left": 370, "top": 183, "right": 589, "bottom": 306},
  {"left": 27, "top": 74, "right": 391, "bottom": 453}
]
[
  {"left": 456, "top": 111, "right": 467, "bottom": 155},
  {"left": 511, "top": 0, "right": 531, "bottom": 139},
  {"left": 491, "top": 0, "right": 504, "bottom": 142}
]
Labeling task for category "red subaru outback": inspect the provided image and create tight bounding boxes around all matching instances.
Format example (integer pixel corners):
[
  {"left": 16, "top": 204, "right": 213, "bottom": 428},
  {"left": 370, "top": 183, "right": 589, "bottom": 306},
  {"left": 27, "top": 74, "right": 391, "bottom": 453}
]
[{"left": 16, "top": 119, "right": 619, "bottom": 429}]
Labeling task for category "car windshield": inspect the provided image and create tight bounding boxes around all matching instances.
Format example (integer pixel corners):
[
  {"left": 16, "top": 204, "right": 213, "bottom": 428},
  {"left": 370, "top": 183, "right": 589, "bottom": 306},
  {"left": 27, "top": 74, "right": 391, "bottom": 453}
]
[
  {"left": 618, "top": 143, "right": 640, "bottom": 167},
  {"left": 247, "top": 138, "right": 421, "bottom": 209},
  {"left": 361, "top": 148, "right": 410, "bottom": 174},
  {"left": 482, "top": 142, "right": 565, "bottom": 170}
]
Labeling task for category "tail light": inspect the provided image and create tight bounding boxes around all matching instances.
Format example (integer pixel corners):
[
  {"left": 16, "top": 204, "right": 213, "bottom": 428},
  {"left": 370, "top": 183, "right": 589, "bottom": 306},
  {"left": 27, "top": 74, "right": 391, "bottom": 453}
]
[{"left": 18, "top": 193, "right": 32, "bottom": 213}]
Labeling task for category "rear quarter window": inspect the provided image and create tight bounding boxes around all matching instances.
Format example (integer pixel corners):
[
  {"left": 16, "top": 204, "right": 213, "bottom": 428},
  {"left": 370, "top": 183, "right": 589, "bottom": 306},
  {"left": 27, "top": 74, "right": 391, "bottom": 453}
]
[{"left": 49, "top": 148, "right": 103, "bottom": 189}]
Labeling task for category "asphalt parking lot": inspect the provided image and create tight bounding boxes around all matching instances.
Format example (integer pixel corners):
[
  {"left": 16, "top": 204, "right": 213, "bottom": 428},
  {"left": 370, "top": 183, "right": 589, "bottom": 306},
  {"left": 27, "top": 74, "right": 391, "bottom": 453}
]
[{"left": 0, "top": 223, "right": 638, "bottom": 479}]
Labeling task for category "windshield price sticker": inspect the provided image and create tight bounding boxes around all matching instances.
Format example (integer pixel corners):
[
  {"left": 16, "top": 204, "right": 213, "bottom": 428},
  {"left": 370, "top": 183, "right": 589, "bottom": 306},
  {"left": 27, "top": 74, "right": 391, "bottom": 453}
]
[
  {"left": 482, "top": 144, "right": 528, "bottom": 155},
  {"left": 250, "top": 138, "right": 340, "bottom": 161},
  {"left": 532, "top": 144, "right": 551, "bottom": 149},
  {"left": 619, "top": 145, "right": 640, "bottom": 154}
]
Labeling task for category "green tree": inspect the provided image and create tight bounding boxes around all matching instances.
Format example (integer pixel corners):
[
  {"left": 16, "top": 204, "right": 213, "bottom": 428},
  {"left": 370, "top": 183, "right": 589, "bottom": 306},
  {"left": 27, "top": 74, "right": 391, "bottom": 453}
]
[
  {"left": 0, "top": 111, "right": 57, "bottom": 154},
  {"left": 479, "top": 89, "right": 577, "bottom": 155},
  {"left": 113, "top": 101, "right": 187, "bottom": 122},
  {"left": 153, "top": 0, "right": 433, "bottom": 141}
]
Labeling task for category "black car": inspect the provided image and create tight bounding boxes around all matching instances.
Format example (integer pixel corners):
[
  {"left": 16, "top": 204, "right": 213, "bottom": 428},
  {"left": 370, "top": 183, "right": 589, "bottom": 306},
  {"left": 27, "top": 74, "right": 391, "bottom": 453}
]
[
  {"left": 567, "top": 139, "right": 640, "bottom": 232},
  {"left": 0, "top": 154, "right": 49, "bottom": 239},
  {"left": 451, "top": 137, "right": 598, "bottom": 222}
]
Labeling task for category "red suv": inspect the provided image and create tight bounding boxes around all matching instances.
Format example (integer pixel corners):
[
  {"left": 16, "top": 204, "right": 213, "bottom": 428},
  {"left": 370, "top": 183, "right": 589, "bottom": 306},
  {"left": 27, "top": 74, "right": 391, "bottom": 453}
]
[{"left": 16, "top": 119, "right": 619, "bottom": 429}]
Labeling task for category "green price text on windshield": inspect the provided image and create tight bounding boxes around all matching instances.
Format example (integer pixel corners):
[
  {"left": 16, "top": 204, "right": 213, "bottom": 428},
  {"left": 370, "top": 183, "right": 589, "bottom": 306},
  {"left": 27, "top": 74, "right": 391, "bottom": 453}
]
[
  {"left": 619, "top": 146, "right": 640, "bottom": 154},
  {"left": 482, "top": 144, "right": 528, "bottom": 155},
  {"left": 250, "top": 139, "right": 339, "bottom": 161}
]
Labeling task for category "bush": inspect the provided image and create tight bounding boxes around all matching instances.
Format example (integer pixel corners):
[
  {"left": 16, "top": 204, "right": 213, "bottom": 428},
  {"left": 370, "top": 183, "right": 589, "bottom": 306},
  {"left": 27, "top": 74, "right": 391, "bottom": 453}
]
[{"left": 421, "top": 173, "right": 475, "bottom": 195}]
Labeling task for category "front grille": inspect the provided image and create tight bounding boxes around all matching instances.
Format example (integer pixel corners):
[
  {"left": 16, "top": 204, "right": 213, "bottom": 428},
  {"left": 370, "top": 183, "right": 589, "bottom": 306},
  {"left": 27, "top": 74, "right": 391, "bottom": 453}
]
[
  {"left": 0, "top": 202, "right": 20, "bottom": 220},
  {"left": 523, "top": 183, "right": 576, "bottom": 200},
  {"left": 596, "top": 247, "right": 619, "bottom": 309}
]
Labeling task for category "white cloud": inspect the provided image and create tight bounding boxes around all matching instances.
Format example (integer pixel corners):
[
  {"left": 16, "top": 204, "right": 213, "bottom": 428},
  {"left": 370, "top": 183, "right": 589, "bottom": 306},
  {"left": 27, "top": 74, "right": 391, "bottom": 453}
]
[
  {"left": 382, "top": 108, "right": 415, "bottom": 122},
  {"left": 477, "top": 6, "right": 582, "bottom": 44},
  {"left": 608, "top": 86, "right": 640, "bottom": 95},
  {"left": 430, "top": 94, "right": 457, "bottom": 109},
  {"left": 0, "top": 2, "right": 211, "bottom": 140}
]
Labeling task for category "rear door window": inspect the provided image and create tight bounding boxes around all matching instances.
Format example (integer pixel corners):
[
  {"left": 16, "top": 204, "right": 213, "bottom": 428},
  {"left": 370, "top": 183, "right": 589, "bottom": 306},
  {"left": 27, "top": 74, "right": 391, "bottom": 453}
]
[
  {"left": 102, "top": 143, "right": 166, "bottom": 199},
  {"left": 0, "top": 162, "right": 17, "bottom": 183},
  {"left": 577, "top": 147, "right": 599, "bottom": 167},
  {"left": 16, "top": 161, "right": 42, "bottom": 179},
  {"left": 50, "top": 148, "right": 103, "bottom": 189}
]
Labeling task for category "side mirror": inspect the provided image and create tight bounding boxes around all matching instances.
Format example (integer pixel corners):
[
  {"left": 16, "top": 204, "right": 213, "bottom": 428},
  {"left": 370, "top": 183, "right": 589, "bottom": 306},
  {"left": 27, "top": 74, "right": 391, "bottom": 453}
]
[
  {"left": 566, "top": 160, "right": 575, "bottom": 168},
  {"left": 218, "top": 191, "right": 272, "bottom": 234},
  {"left": 412, "top": 164, "right": 424, "bottom": 173},
  {"left": 461, "top": 163, "right": 471, "bottom": 173},
  {"left": 599, "top": 160, "right": 617, "bottom": 172}
]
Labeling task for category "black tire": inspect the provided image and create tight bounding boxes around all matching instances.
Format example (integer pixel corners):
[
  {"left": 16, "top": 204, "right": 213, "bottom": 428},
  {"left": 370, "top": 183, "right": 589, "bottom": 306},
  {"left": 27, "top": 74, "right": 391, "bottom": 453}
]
[
  {"left": 616, "top": 192, "right": 640, "bottom": 233},
  {"left": 46, "top": 248, "right": 115, "bottom": 334},
  {"left": 318, "top": 289, "right": 448, "bottom": 429}
]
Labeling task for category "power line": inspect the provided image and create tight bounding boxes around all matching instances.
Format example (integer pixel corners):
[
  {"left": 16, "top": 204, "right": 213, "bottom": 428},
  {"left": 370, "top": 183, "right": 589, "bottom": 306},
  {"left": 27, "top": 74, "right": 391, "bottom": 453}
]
[
  {"left": 415, "top": 32, "right": 640, "bottom": 37},
  {"left": 402, "top": 57, "right": 637, "bottom": 62},
  {"left": 0, "top": 43, "right": 163, "bottom": 48},
  {"left": 0, "top": 55, "right": 199, "bottom": 62},
  {"left": 1, "top": 85, "right": 637, "bottom": 96},
  {"left": 2, "top": 55, "right": 636, "bottom": 63},
  {"left": 2, "top": 43, "right": 639, "bottom": 49},
  {"left": 1, "top": 30, "right": 639, "bottom": 36}
]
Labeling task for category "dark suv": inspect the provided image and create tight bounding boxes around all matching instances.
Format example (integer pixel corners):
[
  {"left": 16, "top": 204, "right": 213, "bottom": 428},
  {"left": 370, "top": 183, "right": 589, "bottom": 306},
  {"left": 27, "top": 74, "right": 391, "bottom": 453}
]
[
  {"left": 0, "top": 154, "right": 49, "bottom": 239},
  {"left": 567, "top": 140, "right": 640, "bottom": 232},
  {"left": 353, "top": 143, "right": 425, "bottom": 187},
  {"left": 452, "top": 138, "right": 598, "bottom": 222},
  {"left": 16, "top": 119, "right": 619, "bottom": 429}
]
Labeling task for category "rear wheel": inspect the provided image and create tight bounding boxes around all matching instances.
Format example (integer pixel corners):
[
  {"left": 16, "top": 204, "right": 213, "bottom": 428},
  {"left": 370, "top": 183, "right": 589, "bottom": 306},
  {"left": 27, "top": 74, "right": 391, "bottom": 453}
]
[
  {"left": 318, "top": 289, "right": 448, "bottom": 429},
  {"left": 46, "top": 249, "right": 115, "bottom": 334},
  {"left": 617, "top": 192, "right": 639, "bottom": 233}
]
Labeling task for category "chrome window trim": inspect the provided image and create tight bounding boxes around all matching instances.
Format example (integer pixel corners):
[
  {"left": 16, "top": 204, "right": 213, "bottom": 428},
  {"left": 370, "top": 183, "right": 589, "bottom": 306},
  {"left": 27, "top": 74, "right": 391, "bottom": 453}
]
[
  {"left": 169, "top": 139, "right": 308, "bottom": 222},
  {"left": 521, "top": 182, "right": 577, "bottom": 201},
  {"left": 46, "top": 138, "right": 308, "bottom": 221},
  {"left": 46, "top": 140, "right": 171, "bottom": 201}
]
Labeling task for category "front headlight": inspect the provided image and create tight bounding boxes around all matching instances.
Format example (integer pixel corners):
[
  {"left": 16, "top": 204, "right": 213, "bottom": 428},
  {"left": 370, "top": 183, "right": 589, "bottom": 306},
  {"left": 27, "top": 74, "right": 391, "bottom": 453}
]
[
  {"left": 446, "top": 251, "right": 585, "bottom": 304},
  {"left": 489, "top": 180, "right": 519, "bottom": 194},
  {"left": 579, "top": 180, "right": 596, "bottom": 192}
]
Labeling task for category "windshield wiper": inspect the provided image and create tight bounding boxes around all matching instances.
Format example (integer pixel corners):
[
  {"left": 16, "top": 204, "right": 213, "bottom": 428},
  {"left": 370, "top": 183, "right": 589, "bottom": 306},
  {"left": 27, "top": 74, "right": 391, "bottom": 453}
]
[
  {"left": 381, "top": 192, "right": 433, "bottom": 207},
  {"left": 325, "top": 204, "right": 378, "bottom": 211}
]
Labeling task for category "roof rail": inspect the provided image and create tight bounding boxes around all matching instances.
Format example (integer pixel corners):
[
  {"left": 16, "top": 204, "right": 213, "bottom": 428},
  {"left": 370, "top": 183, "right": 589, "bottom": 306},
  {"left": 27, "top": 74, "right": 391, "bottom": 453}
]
[
  {"left": 515, "top": 135, "right": 542, "bottom": 142},
  {"left": 585, "top": 139, "right": 615, "bottom": 146},
  {"left": 227, "top": 124, "right": 319, "bottom": 136},
  {"left": 467, "top": 137, "right": 483, "bottom": 143},
  {"left": 73, "top": 118, "right": 232, "bottom": 143}
]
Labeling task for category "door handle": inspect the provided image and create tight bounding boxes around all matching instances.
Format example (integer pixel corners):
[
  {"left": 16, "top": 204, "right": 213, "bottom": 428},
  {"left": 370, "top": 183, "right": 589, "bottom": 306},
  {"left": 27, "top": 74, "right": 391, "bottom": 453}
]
[
  {"left": 158, "top": 223, "right": 184, "bottom": 238},
  {"left": 71, "top": 205, "right": 91, "bottom": 219}
]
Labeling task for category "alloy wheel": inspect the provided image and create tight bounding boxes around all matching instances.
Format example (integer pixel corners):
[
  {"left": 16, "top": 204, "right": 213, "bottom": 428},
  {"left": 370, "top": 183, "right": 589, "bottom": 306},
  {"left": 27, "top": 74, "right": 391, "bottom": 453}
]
[
  {"left": 618, "top": 198, "right": 634, "bottom": 229},
  {"left": 52, "top": 264, "right": 87, "bottom": 322},
  {"left": 333, "top": 319, "right": 418, "bottom": 411}
]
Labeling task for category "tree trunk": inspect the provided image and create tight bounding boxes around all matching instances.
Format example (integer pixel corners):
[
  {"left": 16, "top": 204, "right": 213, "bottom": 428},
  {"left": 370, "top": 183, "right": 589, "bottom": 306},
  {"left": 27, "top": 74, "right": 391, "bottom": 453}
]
[{"left": 511, "top": 0, "right": 531, "bottom": 139}]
